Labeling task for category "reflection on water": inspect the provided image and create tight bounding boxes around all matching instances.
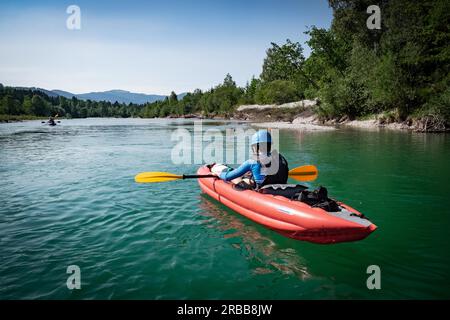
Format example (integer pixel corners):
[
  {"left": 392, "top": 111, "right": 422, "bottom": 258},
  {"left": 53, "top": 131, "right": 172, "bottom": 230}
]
[{"left": 197, "top": 194, "right": 310, "bottom": 280}]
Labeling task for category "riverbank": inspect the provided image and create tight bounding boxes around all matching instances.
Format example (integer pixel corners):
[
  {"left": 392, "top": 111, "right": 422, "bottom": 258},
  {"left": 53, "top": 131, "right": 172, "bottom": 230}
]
[
  {"left": 2, "top": 101, "right": 447, "bottom": 133},
  {"left": 0, "top": 114, "right": 49, "bottom": 123},
  {"left": 233, "top": 100, "right": 448, "bottom": 133}
]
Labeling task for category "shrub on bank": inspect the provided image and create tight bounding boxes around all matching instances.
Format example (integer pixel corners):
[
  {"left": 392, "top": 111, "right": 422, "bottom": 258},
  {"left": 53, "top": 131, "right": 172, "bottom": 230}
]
[{"left": 254, "top": 80, "right": 300, "bottom": 105}]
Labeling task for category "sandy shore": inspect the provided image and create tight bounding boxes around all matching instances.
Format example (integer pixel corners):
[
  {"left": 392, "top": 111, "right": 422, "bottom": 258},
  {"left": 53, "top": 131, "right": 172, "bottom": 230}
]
[
  {"left": 240, "top": 100, "right": 420, "bottom": 132},
  {"left": 340, "top": 119, "right": 415, "bottom": 131},
  {"left": 251, "top": 112, "right": 415, "bottom": 132},
  {"left": 237, "top": 99, "right": 318, "bottom": 112},
  {"left": 252, "top": 121, "right": 335, "bottom": 131}
]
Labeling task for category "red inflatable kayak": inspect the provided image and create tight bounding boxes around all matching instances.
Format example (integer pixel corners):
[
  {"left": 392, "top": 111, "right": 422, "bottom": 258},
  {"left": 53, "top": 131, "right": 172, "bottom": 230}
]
[{"left": 197, "top": 166, "right": 377, "bottom": 244}]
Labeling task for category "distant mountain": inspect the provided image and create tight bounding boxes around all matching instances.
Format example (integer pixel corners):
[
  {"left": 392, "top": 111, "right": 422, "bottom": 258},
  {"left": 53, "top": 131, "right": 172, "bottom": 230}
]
[
  {"left": 75, "top": 90, "right": 168, "bottom": 104},
  {"left": 16, "top": 86, "right": 60, "bottom": 98},
  {"left": 17, "top": 87, "right": 187, "bottom": 104},
  {"left": 51, "top": 89, "right": 76, "bottom": 99}
]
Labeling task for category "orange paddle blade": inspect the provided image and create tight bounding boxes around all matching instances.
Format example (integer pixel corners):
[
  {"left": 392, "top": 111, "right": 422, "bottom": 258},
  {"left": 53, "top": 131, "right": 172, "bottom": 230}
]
[{"left": 288, "top": 165, "right": 318, "bottom": 182}]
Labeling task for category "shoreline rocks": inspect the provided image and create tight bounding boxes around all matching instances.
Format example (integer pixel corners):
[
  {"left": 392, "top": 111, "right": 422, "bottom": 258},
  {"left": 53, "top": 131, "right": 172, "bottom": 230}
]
[{"left": 237, "top": 100, "right": 447, "bottom": 132}]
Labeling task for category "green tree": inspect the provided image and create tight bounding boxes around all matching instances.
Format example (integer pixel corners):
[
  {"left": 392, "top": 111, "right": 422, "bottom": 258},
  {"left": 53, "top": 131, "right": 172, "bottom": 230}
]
[
  {"left": 261, "top": 39, "right": 305, "bottom": 83},
  {"left": 1, "top": 95, "right": 14, "bottom": 114},
  {"left": 212, "top": 74, "right": 242, "bottom": 113},
  {"left": 261, "top": 39, "right": 318, "bottom": 96},
  {"left": 239, "top": 77, "right": 261, "bottom": 104},
  {"left": 31, "top": 95, "right": 49, "bottom": 116},
  {"left": 169, "top": 91, "right": 178, "bottom": 104},
  {"left": 0, "top": 96, "right": 5, "bottom": 114},
  {"left": 255, "top": 80, "right": 300, "bottom": 105},
  {"left": 22, "top": 95, "right": 33, "bottom": 114},
  {"left": 223, "top": 73, "right": 236, "bottom": 87},
  {"left": 305, "top": 27, "right": 348, "bottom": 76}
]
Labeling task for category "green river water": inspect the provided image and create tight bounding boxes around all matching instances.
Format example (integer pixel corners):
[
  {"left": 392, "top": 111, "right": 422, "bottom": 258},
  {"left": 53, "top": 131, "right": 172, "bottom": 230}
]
[{"left": 0, "top": 118, "right": 449, "bottom": 299}]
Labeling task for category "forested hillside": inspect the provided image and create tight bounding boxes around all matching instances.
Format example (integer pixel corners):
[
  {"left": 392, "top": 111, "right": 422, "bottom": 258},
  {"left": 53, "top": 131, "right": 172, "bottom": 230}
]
[{"left": 0, "top": 85, "right": 142, "bottom": 119}]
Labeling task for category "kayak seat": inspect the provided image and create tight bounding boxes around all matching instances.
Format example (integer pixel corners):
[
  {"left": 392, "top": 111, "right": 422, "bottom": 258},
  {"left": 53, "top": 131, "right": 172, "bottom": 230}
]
[{"left": 259, "top": 184, "right": 308, "bottom": 199}]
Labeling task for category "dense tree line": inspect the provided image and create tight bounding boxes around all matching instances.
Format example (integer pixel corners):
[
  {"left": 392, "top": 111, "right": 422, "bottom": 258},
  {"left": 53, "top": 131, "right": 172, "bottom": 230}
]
[
  {"left": 0, "top": 84, "right": 142, "bottom": 118},
  {"left": 143, "top": 0, "right": 449, "bottom": 125},
  {"left": 141, "top": 74, "right": 244, "bottom": 118},
  {"left": 306, "top": 0, "right": 449, "bottom": 125}
]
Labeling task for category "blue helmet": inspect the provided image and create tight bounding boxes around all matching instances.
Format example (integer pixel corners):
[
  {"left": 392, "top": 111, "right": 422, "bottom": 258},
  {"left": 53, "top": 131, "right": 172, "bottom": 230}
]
[{"left": 251, "top": 130, "right": 272, "bottom": 146}]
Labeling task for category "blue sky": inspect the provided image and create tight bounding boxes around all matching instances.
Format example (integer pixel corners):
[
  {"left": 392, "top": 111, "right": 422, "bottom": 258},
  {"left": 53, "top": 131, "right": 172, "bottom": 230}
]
[{"left": 0, "top": 0, "right": 333, "bottom": 94}]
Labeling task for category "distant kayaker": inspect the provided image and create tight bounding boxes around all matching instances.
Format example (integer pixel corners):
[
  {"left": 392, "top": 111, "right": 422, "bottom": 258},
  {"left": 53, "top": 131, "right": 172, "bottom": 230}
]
[
  {"left": 48, "top": 114, "right": 59, "bottom": 126},
  {"left": 212, "top": 130, "right": 289, "bottom": 189}
]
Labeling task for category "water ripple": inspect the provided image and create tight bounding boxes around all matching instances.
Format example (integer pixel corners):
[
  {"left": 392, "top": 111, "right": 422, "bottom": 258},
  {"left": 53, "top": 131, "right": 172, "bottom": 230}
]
[{"left": 1, "top": 119, "right": 449, "bottom": 299}]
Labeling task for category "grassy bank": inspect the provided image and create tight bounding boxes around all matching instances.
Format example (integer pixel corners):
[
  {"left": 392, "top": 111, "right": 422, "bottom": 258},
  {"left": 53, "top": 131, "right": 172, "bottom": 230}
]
[{"left": 0, "top": 114, "right": 49, "bottom": 122}]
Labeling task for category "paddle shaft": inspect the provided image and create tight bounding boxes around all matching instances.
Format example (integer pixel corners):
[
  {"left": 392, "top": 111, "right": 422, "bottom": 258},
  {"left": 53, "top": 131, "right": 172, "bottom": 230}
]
[
  {"left": 183, "top": 171, "right": 317, "bottom": 179},
  {"left": 183, "top": 174, "right": 216, "bottom": 179},
  {"left": 289, "top": 171, "right": 317, "bottom": 176},
  {"left": 183, "top": 170, "right": 318, "bottom": 179}
]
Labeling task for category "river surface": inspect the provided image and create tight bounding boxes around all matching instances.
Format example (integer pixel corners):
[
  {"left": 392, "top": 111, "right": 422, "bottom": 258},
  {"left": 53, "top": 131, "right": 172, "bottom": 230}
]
[{"left": 0, "top": 118, "right": 449, "bottom": 299}]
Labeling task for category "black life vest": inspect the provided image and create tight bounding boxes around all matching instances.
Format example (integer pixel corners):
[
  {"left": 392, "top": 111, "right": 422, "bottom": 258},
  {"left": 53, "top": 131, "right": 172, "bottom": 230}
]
[{"left": 259, "top": 152, "right": 289, "bottom": 187}]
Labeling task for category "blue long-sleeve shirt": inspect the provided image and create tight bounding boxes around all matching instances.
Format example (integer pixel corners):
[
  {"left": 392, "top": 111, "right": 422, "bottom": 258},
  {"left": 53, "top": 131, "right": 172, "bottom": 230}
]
[{"left": 219, "top": 159, "right": 265, "bottom": 185}]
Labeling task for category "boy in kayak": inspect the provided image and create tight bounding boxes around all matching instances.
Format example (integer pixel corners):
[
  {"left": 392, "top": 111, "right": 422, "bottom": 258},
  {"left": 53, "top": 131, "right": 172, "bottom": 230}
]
[{"left": 211, "top": 130, "right": 289, "bottom": 189}]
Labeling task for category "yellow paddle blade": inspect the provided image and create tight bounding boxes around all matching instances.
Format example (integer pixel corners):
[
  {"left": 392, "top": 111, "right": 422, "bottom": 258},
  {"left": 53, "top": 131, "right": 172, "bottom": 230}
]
[
  {"left": 135, "top": 172, "right": 183, "bottom": 183},
  {"left": 288, "top": 165, "right": 318, "bottom": 182}
]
